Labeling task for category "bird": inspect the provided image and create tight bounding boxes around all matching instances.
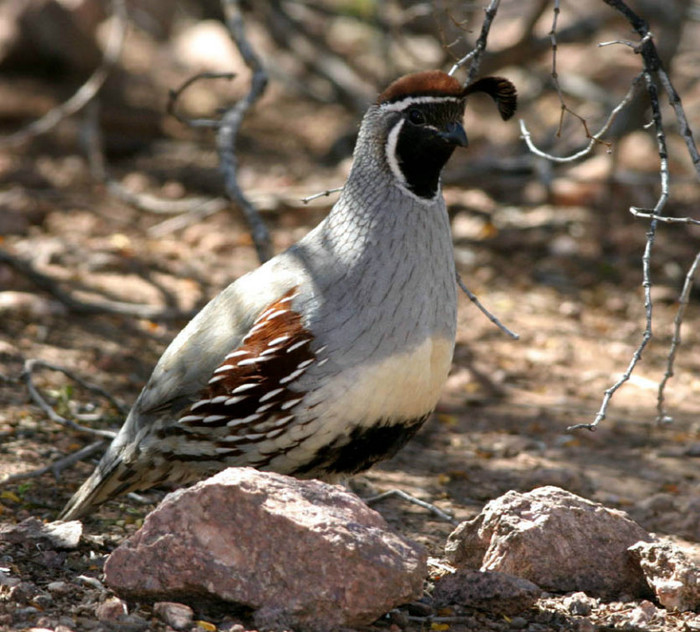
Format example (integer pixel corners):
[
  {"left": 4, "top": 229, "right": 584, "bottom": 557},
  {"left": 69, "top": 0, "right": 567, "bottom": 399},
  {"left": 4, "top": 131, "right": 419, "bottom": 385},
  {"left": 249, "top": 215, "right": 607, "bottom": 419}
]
[{"left": 59, "top": 70, "right": 516, "bottom": 520}]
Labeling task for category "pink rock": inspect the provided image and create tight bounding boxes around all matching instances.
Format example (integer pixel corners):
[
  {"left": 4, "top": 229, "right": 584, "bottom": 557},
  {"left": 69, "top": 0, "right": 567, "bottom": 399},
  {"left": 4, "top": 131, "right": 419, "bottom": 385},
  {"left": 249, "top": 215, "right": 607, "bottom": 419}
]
[
  {"left": 104, "top": 468, "right": 426, "bottom": 631},
  {"left": 629, "top": 540, "right": 700, "bottom": 612},
  {"left": 445, "top": 486, "right": 653, "bottom": 599},
  {"left": 153, "top": 602, "right": 194, "bottom": 630},
  {"left": 95, "top": 596, "right": 127, "bottom": 621}
]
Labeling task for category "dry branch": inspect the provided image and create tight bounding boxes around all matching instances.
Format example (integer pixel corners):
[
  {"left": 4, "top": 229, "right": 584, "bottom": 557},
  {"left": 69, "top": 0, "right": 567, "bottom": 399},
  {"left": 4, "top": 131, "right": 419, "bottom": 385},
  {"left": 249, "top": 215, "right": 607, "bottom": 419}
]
[
  {"left": 218, "top": 0, "right": 272, "bottom": 263},
  {"left": 448, "top": 0, "right": 501, "bottom": 82},
  {"left": 655, "top": 252, "right": 700, "bottom": 424}
]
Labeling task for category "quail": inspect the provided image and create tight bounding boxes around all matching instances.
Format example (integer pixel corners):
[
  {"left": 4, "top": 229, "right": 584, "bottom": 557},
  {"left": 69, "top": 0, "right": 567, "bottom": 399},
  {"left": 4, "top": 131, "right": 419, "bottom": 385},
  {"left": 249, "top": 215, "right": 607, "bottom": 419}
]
[{"left": 59, "top": 70, "right": 516, "bottom": 520}]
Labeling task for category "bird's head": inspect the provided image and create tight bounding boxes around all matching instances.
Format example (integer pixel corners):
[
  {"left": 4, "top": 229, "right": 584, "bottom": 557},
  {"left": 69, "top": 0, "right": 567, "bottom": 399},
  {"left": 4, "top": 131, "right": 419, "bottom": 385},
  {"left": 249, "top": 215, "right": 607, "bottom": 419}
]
[{"left": 362, "top": 70, "right": 517, "bottom": 200}]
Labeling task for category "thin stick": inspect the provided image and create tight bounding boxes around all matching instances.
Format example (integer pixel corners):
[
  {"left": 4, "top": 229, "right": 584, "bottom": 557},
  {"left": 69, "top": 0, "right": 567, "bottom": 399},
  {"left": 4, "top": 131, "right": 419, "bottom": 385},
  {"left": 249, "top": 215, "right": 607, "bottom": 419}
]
[
  {"left": 569, "top": 68, "right": 668, "bottom": 431},
  {"left": 655, "top": 251, "right": 700, "bottom": 424},
  {"left": 0, "top": 0, "right": 127, "bottom": 149},
  {"left": 518, "top": 73, "right": 641, "bottom": 163},
  {"left": 365, "top": 489, "right": 458, "bottom": 525},
  {"left": 21, "top": 359, "right": 119, "bottom": 439},
  {"left": 0, "top": 441, "right": 106, "bottom": 487},
  {"left": 448, "top": 0, "right": 501, "bottom": 82},
  {"left": 629, "top": 209, "right": 700, "bottom": 226},
  {"left": 456, "top": 273, "right": 520, "bottom": 340},
  {"left": 219, "top": 0, "right": 272, "bottom": 263},
  {"left": 602, "top": 0, "right": 700, "bottom": 177},
  {"left": 301, "top": 187, "right": 344, "bottom": 204}
]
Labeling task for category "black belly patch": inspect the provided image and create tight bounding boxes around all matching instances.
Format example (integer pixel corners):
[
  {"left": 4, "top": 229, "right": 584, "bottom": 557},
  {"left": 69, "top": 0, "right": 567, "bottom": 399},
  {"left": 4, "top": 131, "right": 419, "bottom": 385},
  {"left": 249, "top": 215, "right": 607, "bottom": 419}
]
[{"left": 291, "top": 415, "right": 430, "bottom": 478}]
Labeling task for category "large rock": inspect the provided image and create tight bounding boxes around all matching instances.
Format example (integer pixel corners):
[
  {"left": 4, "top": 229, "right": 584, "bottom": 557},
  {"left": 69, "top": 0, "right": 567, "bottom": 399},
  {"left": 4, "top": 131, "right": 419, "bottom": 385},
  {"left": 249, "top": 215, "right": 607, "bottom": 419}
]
[
  {"left": 104, "top": 468, "right": 427, "bottom": 631},
  {"left": 629, "top": 540, "right": 700, "bottom": 612},
  {"left": 445, "top": 486, "right": 653, "bottom": 599}
]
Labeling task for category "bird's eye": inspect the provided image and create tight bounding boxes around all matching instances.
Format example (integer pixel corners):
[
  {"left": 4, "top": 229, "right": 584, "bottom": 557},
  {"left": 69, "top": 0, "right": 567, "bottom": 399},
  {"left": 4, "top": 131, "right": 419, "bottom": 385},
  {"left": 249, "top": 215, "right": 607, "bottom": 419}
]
[{"left": 407, "top": 108, "right": 426, "bottom": 125}]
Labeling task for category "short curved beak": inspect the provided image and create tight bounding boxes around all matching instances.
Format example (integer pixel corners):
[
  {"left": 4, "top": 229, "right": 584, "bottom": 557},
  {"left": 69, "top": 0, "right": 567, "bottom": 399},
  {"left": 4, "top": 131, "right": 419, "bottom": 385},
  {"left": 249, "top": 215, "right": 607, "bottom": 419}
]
[{"left": 439, "top": 121, "right": 468, "bottom": 147}]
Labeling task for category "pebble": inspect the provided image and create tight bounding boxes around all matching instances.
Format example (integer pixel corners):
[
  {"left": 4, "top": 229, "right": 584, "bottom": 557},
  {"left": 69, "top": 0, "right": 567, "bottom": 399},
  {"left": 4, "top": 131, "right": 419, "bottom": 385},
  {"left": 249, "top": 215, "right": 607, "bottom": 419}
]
[
  {"left": 95, "top": 596, "right": 128, "bottom": 621},
  {"left": 47, "top": 581, "right": 70, "bottom": 595},
  {"left": 564, "top": 592, "right": 593, "bottom": 616},
  {"left": 153, "top": 602, "right": 194, "bottom": 630},
  {"left": 509, "top": 615, "right": 528, "bottom": 628}
]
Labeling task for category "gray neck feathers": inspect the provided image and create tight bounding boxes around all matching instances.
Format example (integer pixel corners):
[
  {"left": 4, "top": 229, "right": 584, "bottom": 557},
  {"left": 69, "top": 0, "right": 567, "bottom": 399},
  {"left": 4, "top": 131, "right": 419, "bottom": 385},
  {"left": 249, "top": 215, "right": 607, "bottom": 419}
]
[{"left": 291, "top": 106, "right": 457, "bottom": 365}]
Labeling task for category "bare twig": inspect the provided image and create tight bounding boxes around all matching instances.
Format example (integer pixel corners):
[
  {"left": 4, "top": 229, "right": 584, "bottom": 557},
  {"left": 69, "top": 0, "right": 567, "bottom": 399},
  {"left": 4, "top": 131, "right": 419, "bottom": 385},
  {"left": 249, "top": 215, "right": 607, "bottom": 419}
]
[
  {"left": 570, "top": 67, "right": 668, "bottom": 431},
  {"left": 629, "top": 209, "right": 700, "bottom": 226},
  {"left": 456, "top": 273, "right": 520, "bottom": 340},
  {"left": 301, "top": 186, "right": 344, "bottom": 204},
  {"left": 218, "top": 0, "right": 272, "bottom": 263},
  {"left": 655, "top": 251, "right": 700, "bottom": 424},
  {"left": 0, "top": 0, "right": 127, "bottom": 149},
  {"left": 365, "top": 488, "right": 458, "bottom": 525},
  {"left": 602, "top": 0, "right": 700, "bottom": 177},
  {"left": 0, "top": 249, "right": 194, "bottom": 320},
  {"left": 518, "top": 73, "right": 641, "bottom": 163},
  {"left": 656, "top": 67, "right": 700, "bottom": 177},
  {"left": 0, "top": 441, "right": 106, "bottom": 487},
  {"left": 448, "top": 0, "right": 500, "bottom": 83},
  {"left": 21, "top": 359, "right": 120, "bottom": 439}
]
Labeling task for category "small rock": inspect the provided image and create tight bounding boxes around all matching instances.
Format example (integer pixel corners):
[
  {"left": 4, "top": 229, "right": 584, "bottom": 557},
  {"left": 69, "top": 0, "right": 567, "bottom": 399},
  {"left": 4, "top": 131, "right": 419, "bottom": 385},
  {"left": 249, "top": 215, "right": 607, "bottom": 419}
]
[
  {"left": 95, "top": 596, "right": 128, "bottom": 621},
  {"left": 0, "top": 518, "right": 82, "bottom": 549},
  {"left": 564, "top": 592, "right": 593, "bottom": 616},
  {"left": 445, "top": 486, "right": 653, "bottom": 599},
  {"left": 105, "top": 468, "right": 427, "bottom": 632},
  {"left": 432, "top": 569, "right": 541, "bottom": 616},
  {"left": 628, "top": 599, "right": 657, "bottom": 626},
  {"left": 153, "top": 602, "right": 194, "bottom": 630},
  {"left": 47, "top": 581, "right": 70, "bottom": 595},
  {"left": 509, "top": 615, "right": 528, "bottom": 628},
  {"left": 629, "top": 540, "right": 700, "bottom": 611},
  {"left": 0, "top": 569, "right": 20, "bottom": 588}
]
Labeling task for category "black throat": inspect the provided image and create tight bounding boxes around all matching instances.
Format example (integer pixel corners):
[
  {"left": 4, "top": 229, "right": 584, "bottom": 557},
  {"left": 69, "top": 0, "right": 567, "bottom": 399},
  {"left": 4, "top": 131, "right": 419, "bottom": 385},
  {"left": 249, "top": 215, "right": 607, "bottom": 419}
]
[{"left": 394, "top": 119, "right": 460, "bottom": 199}]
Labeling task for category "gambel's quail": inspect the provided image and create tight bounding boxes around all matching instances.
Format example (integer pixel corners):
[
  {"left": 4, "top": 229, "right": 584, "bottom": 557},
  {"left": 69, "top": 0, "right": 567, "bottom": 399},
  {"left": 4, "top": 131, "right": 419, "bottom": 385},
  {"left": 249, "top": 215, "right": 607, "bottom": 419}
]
[{"left": 59, "top": 71, "right": 516, "bottom": 520}]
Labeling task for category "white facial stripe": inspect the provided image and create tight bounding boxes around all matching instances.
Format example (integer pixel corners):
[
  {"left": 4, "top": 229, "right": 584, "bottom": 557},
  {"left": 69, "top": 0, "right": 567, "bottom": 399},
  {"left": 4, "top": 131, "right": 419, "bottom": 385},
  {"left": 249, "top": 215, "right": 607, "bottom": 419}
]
[
  {"left": 385, "top": 118, "right": 406, "bottom": 185},
  {"left": 380, "top": 95, "right": 463, "bottom": 112}
]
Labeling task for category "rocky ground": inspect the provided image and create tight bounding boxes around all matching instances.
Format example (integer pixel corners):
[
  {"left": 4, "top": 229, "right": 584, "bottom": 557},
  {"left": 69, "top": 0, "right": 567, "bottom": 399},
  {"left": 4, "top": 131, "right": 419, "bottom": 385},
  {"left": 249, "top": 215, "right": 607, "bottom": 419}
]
[{"left": 1, "top": 3, "right": 700, "bottom": 630}]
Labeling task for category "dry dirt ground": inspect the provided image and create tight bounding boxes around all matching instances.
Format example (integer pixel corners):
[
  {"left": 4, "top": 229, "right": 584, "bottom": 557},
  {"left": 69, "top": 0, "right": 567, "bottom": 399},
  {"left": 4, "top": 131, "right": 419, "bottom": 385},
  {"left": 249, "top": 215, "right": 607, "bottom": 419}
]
[{"left": 1, "top": 31, "right": 700, "bottom": 632}]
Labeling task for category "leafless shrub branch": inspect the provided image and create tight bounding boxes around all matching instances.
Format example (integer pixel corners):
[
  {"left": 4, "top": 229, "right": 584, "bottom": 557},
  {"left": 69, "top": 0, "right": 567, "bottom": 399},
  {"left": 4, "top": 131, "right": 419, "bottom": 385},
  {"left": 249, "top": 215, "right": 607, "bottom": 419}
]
[
  {"left": 164, "top": 8, "right": 272, "bottom": 263},
  {"left": 655, "top": 251, "right": 700, "bottom": 424},
  {"left": 448, "top": 0, "right": 500, "bottom": 82},
  {"left": 456, "top": 274, "right": 520, "bottom": 340},
  {"left": 563, "top": 0, "right": 700, "bottom": 430},
  {"left": 218, "top": 0, "right": 272, "bottom": 263},
  {"left": 518, "top": 73, "right": 642, "bottom": 163}
]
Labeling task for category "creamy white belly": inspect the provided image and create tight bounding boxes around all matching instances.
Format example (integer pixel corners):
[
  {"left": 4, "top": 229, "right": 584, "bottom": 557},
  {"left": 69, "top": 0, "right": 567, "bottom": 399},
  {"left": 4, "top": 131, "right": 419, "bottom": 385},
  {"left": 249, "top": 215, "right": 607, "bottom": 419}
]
[{"left": 315, "top": 334, "right": 453, "bottom": 423}]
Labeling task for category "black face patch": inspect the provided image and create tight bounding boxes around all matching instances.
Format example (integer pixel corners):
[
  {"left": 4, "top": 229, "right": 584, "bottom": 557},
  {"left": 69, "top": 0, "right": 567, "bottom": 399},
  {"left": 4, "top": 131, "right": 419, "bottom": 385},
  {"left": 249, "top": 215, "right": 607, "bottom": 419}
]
[{"left": 391, "top": 101, "right": 466, "bottom": 199}]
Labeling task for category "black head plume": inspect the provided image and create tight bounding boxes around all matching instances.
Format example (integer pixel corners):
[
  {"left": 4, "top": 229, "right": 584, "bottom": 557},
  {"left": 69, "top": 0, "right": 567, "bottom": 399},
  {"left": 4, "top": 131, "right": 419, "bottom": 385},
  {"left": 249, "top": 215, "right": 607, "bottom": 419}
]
[{"left": 462, "top": 77, "right": 517, "bottom": 121}]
